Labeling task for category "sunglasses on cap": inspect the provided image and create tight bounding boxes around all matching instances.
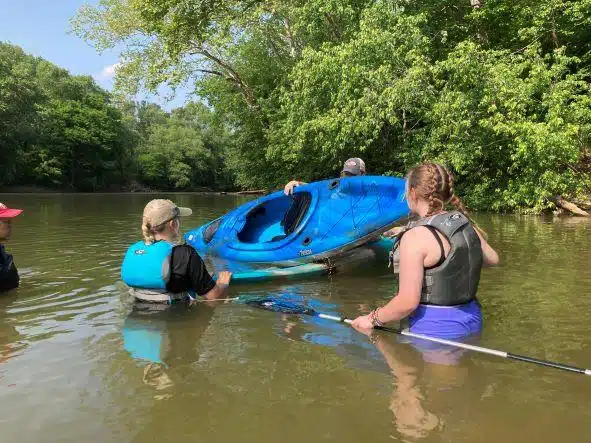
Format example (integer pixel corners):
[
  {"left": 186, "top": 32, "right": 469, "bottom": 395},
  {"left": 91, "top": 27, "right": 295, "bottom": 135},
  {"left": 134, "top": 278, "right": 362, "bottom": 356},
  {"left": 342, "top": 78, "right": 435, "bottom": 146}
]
[
  {"left": 153, "top": 206, "right": 181, "bottom": 228},
  {"left": 170, "top": 206, "right": 181, "bottom": 219}
]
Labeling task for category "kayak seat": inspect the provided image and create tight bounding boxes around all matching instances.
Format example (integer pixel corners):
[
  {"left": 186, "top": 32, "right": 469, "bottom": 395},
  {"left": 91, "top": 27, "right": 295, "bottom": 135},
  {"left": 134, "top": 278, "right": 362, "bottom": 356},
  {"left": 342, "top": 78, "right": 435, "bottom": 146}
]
[
  {"left": 237, "top": 192, "right": 312, "bottom": 244},
  {"left": 238, "top": 200, "right": 288, "bottom": 243},
  {"left": 269, "top": 193, "right": 312, "bottom": 242}
]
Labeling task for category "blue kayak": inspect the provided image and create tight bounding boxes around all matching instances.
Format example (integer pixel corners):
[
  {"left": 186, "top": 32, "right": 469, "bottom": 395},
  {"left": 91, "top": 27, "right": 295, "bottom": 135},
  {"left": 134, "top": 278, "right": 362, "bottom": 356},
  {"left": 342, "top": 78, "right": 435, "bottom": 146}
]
[{"left": 185, "top": 176, "right": 408, "bottom": 265}]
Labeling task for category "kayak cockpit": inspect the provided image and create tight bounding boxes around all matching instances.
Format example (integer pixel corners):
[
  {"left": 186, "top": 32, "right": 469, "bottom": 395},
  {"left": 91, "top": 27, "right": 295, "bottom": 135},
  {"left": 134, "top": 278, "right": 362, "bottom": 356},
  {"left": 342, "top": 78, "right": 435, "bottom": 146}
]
[{"left": 237, "top": 192, "right": 312, "bottom": 243}]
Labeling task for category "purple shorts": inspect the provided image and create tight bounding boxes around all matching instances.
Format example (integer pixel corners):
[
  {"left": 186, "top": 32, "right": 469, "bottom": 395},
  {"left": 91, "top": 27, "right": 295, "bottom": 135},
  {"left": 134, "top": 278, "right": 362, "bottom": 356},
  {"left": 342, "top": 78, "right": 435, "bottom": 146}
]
[
  {"left": 408, "top": 299, "right": 482, "bottom": 339},
  {"left": 400, "top": 300, "right": 483, "bottom": 365}
]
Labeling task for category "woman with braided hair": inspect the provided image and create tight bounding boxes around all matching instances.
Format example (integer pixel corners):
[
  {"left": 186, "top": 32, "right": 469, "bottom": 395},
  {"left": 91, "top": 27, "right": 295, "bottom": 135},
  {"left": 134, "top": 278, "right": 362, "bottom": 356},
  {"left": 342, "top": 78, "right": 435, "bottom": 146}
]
[{"left": 352, "top": 163, "right": 499, "bottom": 340}]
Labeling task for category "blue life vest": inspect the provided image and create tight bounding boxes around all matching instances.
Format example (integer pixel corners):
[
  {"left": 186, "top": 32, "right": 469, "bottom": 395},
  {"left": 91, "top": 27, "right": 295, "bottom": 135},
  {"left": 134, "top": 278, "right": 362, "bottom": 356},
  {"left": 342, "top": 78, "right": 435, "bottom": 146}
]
[{"left": 121, "top": 241, "right": 174, "bottom": 290}]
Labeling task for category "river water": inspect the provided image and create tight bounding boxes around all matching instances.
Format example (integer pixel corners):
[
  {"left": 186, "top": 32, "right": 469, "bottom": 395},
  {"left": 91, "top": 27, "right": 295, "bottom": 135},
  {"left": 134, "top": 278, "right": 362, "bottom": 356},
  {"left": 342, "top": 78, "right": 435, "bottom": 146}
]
[{"left": 0, "top": 193, "right": 590, "bottom": 443}]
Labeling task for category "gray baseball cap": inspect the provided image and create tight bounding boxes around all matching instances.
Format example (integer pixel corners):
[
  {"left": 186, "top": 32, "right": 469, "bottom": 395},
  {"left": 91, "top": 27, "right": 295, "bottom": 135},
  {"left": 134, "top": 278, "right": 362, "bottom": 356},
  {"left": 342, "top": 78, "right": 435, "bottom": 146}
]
[
  {"left": 341, "top": 158, "right": 366, "bottom": 176},
  {"left": 143, "top": 199, "right": 192, "bottom": 227}
]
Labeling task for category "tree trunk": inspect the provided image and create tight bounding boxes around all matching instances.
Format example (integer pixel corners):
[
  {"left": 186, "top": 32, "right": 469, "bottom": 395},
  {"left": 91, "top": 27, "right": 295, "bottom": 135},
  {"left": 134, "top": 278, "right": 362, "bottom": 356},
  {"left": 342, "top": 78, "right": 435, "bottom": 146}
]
[
  {"left": 192, "top": 45, "right": 258, "bottom": 109},
  {"left": 550, "top": 196, "right": 590, "bottom": 217},
  {"left": 283, "top": 18, "right": 299, "bottom": 57},
  {"left": 236, "top": 189, "right": 267, "bottom": 195},
  {"left": 551, "top": 30, "right": 559, "bottom": 48},
  {"left": 575, "top": 197, "right": 591, "bottom": 210},
  {"left": 323, "top": 13, "right": 342, "bottom": 40}
]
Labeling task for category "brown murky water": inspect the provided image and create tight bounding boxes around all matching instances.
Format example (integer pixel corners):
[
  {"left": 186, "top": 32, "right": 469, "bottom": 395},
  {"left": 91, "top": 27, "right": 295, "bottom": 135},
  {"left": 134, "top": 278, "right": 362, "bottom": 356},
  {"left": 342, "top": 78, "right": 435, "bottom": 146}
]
[{"left": 0, "top": 193, "right": 590, "bottom": 443}]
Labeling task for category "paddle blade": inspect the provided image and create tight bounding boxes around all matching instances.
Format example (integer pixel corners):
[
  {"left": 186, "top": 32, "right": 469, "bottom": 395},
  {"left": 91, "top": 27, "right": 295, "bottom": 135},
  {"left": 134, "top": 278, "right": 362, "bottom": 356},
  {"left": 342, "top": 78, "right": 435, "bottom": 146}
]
[{"left": 236, "top": 295, "right": 317, "bottom": 315}]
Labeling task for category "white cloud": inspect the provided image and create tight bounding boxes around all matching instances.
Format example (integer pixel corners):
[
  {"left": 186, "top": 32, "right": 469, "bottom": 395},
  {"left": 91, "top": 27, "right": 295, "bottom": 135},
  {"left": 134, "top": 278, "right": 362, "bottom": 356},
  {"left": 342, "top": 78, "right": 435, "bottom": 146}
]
[{"left": 98, "top": 62, "right": 121, "bottom": 79}]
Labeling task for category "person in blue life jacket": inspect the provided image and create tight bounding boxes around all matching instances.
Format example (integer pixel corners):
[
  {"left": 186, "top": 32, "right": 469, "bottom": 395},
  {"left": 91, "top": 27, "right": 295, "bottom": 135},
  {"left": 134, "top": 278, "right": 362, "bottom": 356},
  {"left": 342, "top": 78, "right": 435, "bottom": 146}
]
[
  {"left": 352, "top": 163, "right": 499, "bottom": 340},
  {"left": 0, "top": 203, "right": 23, "bottom": 294},
  {"left": 121, "top": 199, "right": 232, "bottom": 304},
  {"left": 283, "top": 157, "right": 366, "bottom": 195}
]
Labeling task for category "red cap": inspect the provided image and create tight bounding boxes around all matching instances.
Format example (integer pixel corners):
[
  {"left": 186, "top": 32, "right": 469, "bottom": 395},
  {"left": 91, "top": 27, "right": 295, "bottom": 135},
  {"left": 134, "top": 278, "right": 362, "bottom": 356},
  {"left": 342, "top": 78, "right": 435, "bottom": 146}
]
[{"left": 0, "top": 203, "right": 23, "bottom": 219}]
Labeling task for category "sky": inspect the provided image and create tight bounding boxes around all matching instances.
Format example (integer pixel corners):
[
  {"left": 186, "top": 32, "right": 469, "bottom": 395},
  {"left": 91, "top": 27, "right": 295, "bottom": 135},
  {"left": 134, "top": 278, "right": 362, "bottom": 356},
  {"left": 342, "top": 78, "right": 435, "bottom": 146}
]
[{"left": 0, "top": 0, "right": 190, "bottom": 109}]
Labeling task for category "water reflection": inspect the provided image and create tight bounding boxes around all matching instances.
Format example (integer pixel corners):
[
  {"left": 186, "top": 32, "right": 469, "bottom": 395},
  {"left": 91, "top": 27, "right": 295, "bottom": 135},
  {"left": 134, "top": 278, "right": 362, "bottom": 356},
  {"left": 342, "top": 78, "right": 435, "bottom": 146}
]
[
  {"left": 0, "top": 292, "right": 25, "bottom": 366},
  {"left": 358, "top": 327, "right": 497, "bottom": 442},
  {"left": 121, "top": 302, "right": 216, "bottom": 400},
  {"left": 236, "top": 287, "right": 487, "bottom": 441},
  {"left": 372, "top": 333, "right": 441, "bottom": 440},
  {"left": 242, "top": 284, "right": 496, "bottom": 441},
  {"left": 235, "top": 287, "right": 389, "bottom": 372}
]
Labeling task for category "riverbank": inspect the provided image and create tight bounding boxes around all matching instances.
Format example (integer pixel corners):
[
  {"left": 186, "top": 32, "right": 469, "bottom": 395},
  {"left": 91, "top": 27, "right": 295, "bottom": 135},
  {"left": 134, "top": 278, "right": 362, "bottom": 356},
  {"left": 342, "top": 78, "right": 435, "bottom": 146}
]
[
  {"left": 552, "top": 195, "right": 591, "bottom": 217},
  {"left": 0, "top": 184, "right": 268, "bottom": 196},
  {"left": 1, "top": 185, "right": 588, "bottom": 215}
]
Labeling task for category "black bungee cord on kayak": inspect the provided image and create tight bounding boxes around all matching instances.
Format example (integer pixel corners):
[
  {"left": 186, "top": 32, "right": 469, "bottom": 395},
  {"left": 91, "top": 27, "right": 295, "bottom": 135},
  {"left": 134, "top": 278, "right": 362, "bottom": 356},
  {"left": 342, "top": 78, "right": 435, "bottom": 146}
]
[{"left": 203, "top": 295, "right": 591, "bottom": 376}]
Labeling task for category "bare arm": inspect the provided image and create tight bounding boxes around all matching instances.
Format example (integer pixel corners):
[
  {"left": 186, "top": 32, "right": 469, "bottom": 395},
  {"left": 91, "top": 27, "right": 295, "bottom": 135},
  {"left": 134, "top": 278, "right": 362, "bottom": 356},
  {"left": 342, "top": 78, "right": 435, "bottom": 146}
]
[
  {"left": 351, "top": 230, "right": 424, "bottom": 328},
  {"left": 475, "top": 229, "right": 499, "bottom": 266},
  {"left": 202, "top": 271, "right": 232, "bottom": 300},
  {"left": 284, "top": 180, "right": 307, "bottom": 195},
  {"left": 377, "top": 230, "right": 424, "bottom": 322}
]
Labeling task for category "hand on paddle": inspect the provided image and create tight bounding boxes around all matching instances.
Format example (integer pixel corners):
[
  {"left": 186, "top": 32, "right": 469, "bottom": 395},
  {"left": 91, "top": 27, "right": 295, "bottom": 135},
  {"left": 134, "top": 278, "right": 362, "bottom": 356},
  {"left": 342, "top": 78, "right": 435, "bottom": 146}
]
[{"left": 351, "top": 314, "right": 374, "bottom": 332}]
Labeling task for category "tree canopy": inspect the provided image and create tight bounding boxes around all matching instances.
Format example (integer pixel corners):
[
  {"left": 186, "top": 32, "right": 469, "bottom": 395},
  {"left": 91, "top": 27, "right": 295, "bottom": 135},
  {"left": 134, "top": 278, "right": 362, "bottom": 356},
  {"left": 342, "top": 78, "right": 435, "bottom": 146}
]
[
  {"left": 0, "top": 42, "right": 232, "bottom": 191},
  {"left": 70, "top": 0, "right": 591, "bottom": 211}
]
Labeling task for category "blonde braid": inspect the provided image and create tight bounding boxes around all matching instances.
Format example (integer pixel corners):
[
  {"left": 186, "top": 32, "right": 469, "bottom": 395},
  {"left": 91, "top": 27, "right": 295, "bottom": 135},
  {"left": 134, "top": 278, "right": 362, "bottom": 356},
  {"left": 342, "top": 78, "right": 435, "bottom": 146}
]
[
  {"left": 436, "top": 164, "right": 451, "bottom": 198},
  {"left": 142, "top": 218, "right": 178, "bottom": 245},
  {"left": 424, "top": 163, "right": 445, "bottom": 216},
  {"left": 142, "top": 221, "right": 155, "bottom": 245}
]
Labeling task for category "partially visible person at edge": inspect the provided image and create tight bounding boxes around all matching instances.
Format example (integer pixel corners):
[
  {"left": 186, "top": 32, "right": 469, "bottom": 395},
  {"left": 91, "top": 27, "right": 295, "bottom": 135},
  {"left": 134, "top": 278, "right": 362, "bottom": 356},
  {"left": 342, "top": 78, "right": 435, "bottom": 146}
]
[
  {"left": 283, "top": 157, "right": 366, "bottom": 195},
  {"left": 0, "top": 203, "right": 23, "bottom": 294},
  {"left": 351, "top": 163, "right": 499, "bottom": 340},
  {"left": 121, "top": 199, "right": 231, "bottom": 304}
]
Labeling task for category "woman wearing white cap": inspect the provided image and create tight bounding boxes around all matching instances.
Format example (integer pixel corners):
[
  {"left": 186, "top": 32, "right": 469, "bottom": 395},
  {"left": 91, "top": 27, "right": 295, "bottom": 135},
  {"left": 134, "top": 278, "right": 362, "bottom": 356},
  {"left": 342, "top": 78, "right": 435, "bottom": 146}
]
[
  {"left": 0, "top": 203, "right": 23, "bottom": 293},
  {"left": 121, "top": 199, "right": 232, "bottom": 304},
  {"left": 283, "top": 158, "right": 366, "bottom": 195}
]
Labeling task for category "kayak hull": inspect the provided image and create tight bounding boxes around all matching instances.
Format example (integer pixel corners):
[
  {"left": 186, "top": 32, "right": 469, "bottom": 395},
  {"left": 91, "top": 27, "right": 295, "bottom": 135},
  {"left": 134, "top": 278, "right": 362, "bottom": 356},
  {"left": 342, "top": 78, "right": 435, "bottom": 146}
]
[
  {"left": 185, "top": 176, "right": 408, "bottom": 265},
  {"left": 223, "top": 237, "right": 396, "bottom": 284}
]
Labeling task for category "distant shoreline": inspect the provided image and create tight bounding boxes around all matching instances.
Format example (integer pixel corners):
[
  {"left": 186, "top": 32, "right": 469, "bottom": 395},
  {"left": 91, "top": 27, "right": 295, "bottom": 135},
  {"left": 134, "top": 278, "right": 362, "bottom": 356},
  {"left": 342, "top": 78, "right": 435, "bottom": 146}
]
[
  {"left": 2, "top": 186, "right": 588, "bottom": 216},
  {"left": 0, "top": 185, "right": 268, "bottom": 196}
]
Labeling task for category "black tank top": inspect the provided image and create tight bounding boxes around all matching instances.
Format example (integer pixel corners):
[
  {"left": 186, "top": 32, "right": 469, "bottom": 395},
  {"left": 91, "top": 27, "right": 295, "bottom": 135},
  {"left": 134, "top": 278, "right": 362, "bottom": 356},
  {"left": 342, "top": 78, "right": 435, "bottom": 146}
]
[{"left": 0, "top": 244, "right": 19, "bottom": 293}]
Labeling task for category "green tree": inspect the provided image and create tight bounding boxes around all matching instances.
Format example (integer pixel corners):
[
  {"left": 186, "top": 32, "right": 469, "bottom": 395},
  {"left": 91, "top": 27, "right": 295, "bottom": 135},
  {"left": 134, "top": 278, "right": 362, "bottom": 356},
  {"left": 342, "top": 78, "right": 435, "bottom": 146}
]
[
  {"left": 0, "top": 43, "right": 41, "bottom": 186},
  {"left": 0, "top": 42, "right": 132, "bottom": 190},
  {"left": 426, "top": 43, "right": 590, "bottom": 211},
  {"left": 37, "top": 88, "right": 126, "bottom": 190},
  {"left": 73, "top": 0, "right": 591, "bottom": 208},
  {"left": 137, "top": 116, "right": 209, "bottom": 190}
]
